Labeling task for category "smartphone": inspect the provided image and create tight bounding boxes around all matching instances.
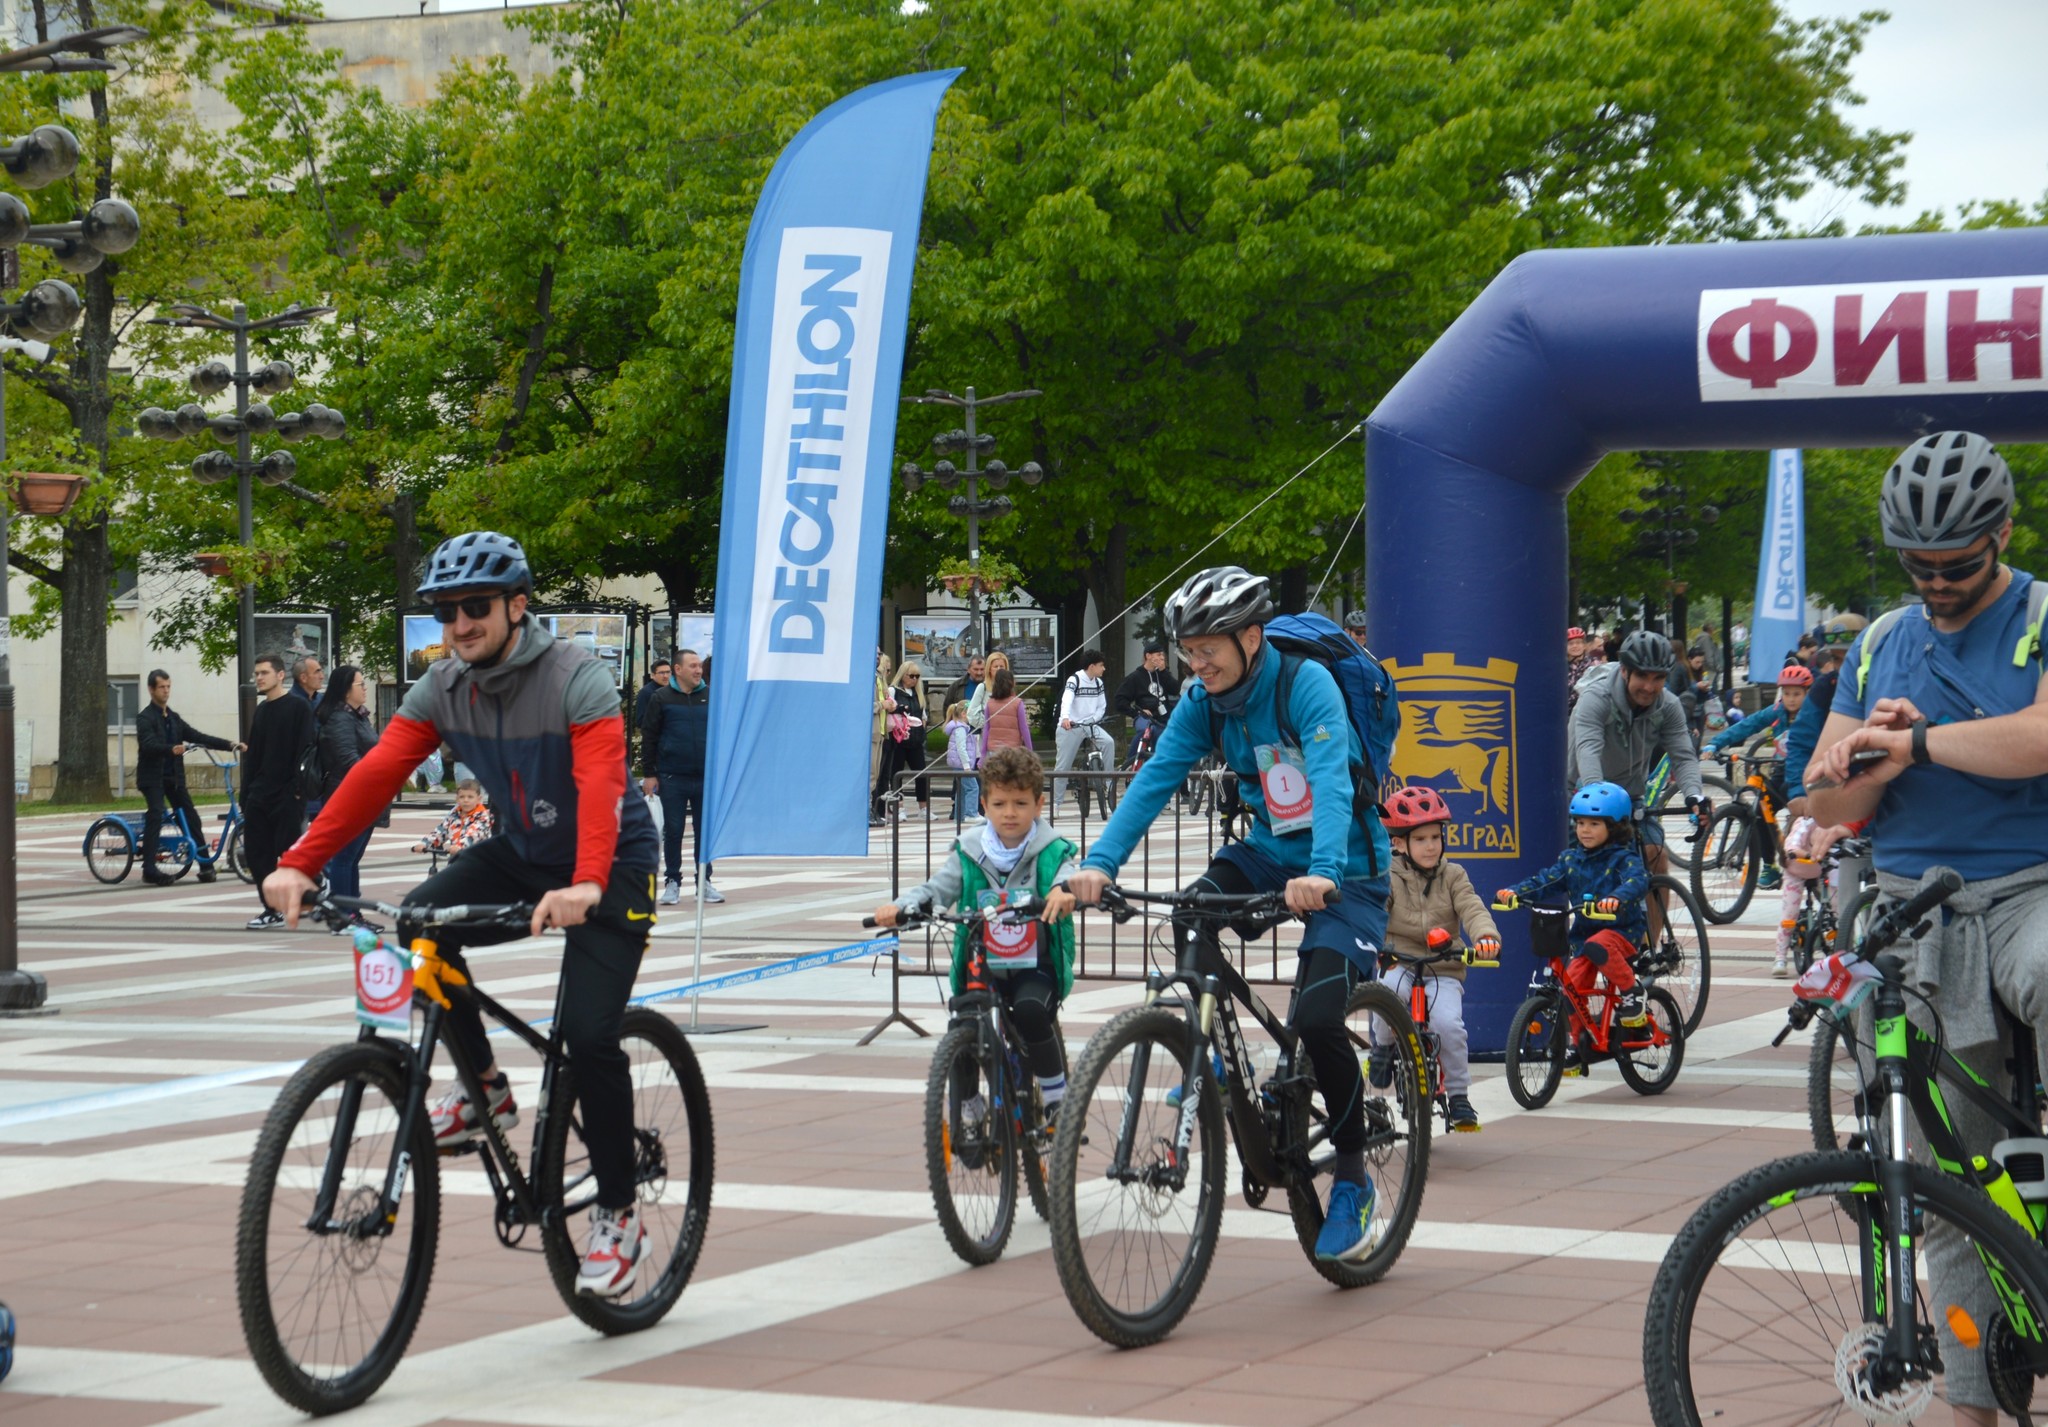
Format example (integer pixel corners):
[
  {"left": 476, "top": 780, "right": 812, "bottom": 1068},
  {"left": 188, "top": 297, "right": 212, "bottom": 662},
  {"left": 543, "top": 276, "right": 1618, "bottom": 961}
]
[{"left": 1847, "top": 747, "right": 1891, "bottom": 777}]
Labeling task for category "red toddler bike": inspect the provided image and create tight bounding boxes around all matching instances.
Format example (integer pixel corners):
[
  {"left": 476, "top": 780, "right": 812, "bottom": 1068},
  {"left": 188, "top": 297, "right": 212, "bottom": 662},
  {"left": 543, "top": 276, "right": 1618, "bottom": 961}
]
[
  {"left": 1379, "top": 928, "right": 1498, "bottom": 1136},
  {"left": 1497, "top": 899, "right": 1686, "bottom": 1108}
]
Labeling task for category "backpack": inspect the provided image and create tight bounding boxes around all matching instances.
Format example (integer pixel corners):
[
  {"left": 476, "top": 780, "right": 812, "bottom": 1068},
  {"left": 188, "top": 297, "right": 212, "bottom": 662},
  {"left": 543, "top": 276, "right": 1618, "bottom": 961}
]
[
  {"left": 1854, "top": 578, "right": 2048, "bottom": 700},
  {"left": 1207, "top": 611, "right": 1401, "bottom": 866},
  {"left": 295, "top": 736, "right": 326, "bottom": 802}
]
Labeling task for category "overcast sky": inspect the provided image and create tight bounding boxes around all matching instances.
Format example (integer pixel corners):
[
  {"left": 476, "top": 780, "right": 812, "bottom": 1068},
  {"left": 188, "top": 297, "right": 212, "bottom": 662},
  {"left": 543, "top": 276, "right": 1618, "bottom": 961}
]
[{"left": 433, "top": 0, "right": 2047, "bottom": 229}]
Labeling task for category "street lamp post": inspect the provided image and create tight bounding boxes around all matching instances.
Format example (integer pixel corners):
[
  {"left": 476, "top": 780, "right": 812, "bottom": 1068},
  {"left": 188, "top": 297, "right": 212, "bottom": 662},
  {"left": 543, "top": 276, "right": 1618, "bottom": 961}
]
[
  {"left": 137, "top": 304, "right": 345, "bottom": 739},
  {"left": 1618, "top": 476, "right": 1720, "bottom": 650},
  {"left": 897, "top": 386, "right": 1044, "bottom": 661}
]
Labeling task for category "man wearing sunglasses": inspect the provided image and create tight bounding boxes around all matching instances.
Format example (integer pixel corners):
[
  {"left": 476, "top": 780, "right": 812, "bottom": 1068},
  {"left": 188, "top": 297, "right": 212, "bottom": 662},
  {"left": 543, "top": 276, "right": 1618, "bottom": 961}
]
[
  {"left": 260, "top": 530, "right": 663, "bottom": 1302},
  {"left": 1806, "top": 431, "right": 2048, "bottom": 1424}
]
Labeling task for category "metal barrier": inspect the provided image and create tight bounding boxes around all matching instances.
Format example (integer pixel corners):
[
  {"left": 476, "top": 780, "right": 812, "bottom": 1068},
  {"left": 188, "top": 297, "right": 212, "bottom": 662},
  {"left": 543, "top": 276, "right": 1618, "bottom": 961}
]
[{"left": 861, "top": 764, "right": 1305, "bottom": 1043}]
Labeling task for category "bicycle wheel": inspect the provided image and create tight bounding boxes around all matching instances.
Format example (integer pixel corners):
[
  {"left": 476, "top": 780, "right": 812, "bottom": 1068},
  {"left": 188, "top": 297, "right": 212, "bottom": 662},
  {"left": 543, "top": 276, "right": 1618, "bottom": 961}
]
[
  {"left": 1048, "top": 1005, "right": 1225, "bottom": 1348},
  {"left": 1645, "top": 875, "right": 1712, "bottom": 1036},
  {"left": 1614, "top": 987, "right": 1685, "bottom": 1096},
  {"left": 1644, "top": 1149, "right": 2048, "bottom": 1427},
  {"left": 1658, "top": 775, "right": 1733, "bottom": 873},
  {"left": 84, "top": 817, "right": 134, "bottom": 884},
  {"left": 1505, "top": 990, "right": 1566, "bottom": 1110},
  {"left": 538, "top": 1007, "right": 714, "bottom": 1334},
  {"left": 1294, "top": 981, "right": 1431, "bottom": 1288},
  {"left": 923, "top": 1023, "right": 1017, "bottom": 1264},
  {"left": 1690, "top": 803, "right": 1758, "bottom": 924},
  {"left": 1806, "top": 1009, "right": 1881, "bottom": 1155},
  {"left": 225, "top": 821, "right": 254, "bottom": 883},
  {"left": 153, "top": 824, "right": 195, "bottom": 883},
  {"left": 236, "top": 1040, "right": 440, "bottom": 1415}
]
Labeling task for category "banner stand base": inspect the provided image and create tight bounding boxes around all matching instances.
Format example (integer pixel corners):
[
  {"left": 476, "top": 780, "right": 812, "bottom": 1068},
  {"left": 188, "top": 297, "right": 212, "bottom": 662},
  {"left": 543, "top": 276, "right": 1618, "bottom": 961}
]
[
  {"left": 857, "top": 1006, "right": 929, "bottom": 1046},
  {"left": 682, "top": 1022, "right": 767, "bottom": 1036}
]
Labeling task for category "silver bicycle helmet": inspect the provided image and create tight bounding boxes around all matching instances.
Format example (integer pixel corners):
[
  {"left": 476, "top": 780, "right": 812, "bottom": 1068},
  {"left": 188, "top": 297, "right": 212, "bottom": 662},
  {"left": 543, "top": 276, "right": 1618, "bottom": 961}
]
[
  {"left": 1617, "top": 629, "right": 1672, "bottom": 673},
  {"left": 1880, "top": 432, "right": 2014, "bottom": 550},
  {"left": 1342, "top": 609, "right": 1368, "bottom": 631},
  {"left": 1162, "top": 566, "right": 1273, "bottom": 642},
  {"left": 417, "top": 530, "right": 533, "bottom": 598}
]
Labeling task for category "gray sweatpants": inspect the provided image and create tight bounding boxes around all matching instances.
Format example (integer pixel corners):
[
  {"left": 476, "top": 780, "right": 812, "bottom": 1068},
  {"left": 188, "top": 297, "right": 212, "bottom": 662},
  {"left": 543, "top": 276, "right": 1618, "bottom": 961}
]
[
  {"left": 1900, "top": 880, "right": 2048, "bottom": 1409},
  {"left": 1376, "top": 965, "right": 1470, "bottom": 1094},
  {"left": 1051, "top": 723, "right": 1114, "bottom": 813}
]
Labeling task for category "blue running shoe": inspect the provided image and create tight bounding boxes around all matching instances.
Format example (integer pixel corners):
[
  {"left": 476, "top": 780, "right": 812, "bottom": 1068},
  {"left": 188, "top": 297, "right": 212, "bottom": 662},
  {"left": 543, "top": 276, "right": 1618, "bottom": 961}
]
[
  {"left": 1314, "top": 1177, "right": 1381, "bottom": 1263},
  {"left": 1758, "top": 864, "right": 1783, "bottom": 891}
]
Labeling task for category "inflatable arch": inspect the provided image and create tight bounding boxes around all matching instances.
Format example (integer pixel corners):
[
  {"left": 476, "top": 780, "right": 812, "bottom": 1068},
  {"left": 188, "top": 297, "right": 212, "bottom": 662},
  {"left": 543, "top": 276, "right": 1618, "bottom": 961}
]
[{"left": 1366, "top": 228, "right": 2048, "bottom": 1053}]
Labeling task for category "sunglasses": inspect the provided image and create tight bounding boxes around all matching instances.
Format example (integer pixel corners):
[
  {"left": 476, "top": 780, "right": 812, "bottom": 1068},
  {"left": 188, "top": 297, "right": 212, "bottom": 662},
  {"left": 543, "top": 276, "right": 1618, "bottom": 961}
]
[
  {"left": 1897, "top": 545, "right": 1995, "bottom": 585},
  {"left": 431, "top": 593, "right": 505, "bottom": 623}
]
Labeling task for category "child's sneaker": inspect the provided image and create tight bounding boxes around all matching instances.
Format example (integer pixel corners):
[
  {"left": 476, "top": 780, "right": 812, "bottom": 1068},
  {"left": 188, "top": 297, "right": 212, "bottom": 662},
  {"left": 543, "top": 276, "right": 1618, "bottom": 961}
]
[
  {"left": 1366, "top": 1045, "right": 1395, "bottom": 1090},
  {"left": 1759, "top": 864, "right": 1783, "bottom": 891},
  {"left": 954, "top": 1093, "right": 989, "bottom": 1169},
  {"left": 1772, "top": 954, "right": 1792, "bottom": 979},
  {"left": 1314, "top": 1177, "right": 1380, "bottom": 1263},
  {"left": 1447, "top": 1094, "right": 1480, "bottom": 1132},
  {"left": 429, "top": 1073, "right": 518, "bottom": 1150},
  {"left": 1614, "top": 987, "right": 1649, "bottom": 1028}
]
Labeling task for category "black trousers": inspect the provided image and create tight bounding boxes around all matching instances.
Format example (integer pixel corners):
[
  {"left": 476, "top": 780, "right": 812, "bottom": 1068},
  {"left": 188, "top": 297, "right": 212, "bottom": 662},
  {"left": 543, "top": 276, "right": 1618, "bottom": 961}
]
[
  {"left": 139, "top": 778, "right": 206, "bottom": 878},
  {"left": 1179, "top": 858, "right": 1366, "bottom": 1154},
  {"left": 954, "top": 967, "right": 1064, "bottom": 1101},
  {"left": 408, "top": 837, "right": 657, "bottom": 1210},
  {"left": 242, "top": 792, "right": 304, "bottom": 909},
  {"left": 873, "top": 737, "right": 930, "bottom": 814},
  {"left": 656, "top": 774, "right": 711, "bottom": 884}
]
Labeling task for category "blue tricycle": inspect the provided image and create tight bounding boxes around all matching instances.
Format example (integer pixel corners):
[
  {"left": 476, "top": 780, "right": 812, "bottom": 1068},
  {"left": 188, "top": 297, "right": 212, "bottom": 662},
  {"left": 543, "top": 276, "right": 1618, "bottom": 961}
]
[{"left": 83, "top": 750, "right": 251, "bottom": 885}]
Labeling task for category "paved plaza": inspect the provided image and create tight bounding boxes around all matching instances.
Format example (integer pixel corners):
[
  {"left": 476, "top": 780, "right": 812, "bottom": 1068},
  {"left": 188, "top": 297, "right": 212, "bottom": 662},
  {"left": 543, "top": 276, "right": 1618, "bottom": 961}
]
[{"left": 0, "top": 798, "right": 1810, "bottom": 1426}]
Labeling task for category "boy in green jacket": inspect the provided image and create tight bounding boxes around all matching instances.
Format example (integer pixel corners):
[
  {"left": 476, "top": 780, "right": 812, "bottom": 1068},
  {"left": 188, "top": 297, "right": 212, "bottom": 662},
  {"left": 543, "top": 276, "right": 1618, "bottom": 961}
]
[{"left": 872, "top": 746, "right": 1079, "bottom": 1117}]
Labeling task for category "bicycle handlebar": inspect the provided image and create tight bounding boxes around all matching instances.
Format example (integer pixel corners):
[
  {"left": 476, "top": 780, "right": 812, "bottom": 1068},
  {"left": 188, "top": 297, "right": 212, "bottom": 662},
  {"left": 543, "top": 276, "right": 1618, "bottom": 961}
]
[
  {"left": 1489, "top": 897, "right": 1616, "bottom": 921},
  {"left": 863, "top": 893, "right": 1050, "bottom": 931},
  {"left": 1081, "top": 881, "right": 1341, "bottom": 925},
  {"left": 318, "top": 893, "right": 536, "bottom": 929}
]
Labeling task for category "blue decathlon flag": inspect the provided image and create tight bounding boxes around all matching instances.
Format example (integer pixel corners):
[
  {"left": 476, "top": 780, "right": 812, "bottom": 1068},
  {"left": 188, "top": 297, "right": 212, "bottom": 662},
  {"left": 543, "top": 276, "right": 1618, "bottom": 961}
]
[
  {"left": 702, "top": 70, "right": 960, "bottom": 861},
  {"left": 1748, "top": 449, "right": 1807, "bottom": 684}
]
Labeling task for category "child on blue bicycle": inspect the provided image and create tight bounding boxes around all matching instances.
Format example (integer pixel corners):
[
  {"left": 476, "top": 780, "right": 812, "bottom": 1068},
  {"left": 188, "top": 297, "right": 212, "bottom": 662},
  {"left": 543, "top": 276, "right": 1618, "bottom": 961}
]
[
  {"left": 871, "top": 746, "right": 1079, "bottom": 1120},
  {"left": 1496, "top": 781, "right": 1652, "bottom": 1028}
]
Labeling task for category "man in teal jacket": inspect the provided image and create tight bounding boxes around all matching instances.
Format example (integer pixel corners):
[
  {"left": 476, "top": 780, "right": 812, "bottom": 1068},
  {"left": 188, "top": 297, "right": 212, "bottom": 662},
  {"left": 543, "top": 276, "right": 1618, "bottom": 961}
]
[{"left": 1067, "top": 566, "right": 1391, "bottom": 1264}]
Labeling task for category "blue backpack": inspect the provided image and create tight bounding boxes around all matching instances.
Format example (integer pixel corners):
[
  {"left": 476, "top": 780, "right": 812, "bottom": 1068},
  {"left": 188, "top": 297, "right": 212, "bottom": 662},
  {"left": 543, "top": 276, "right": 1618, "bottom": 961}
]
[{"left": 1206, "top": 611, "right": 1401, "bottom": 863}]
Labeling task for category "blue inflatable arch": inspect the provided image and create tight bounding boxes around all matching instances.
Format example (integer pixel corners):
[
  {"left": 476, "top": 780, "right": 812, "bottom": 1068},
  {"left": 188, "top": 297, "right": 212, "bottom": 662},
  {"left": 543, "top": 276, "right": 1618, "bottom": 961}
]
[{"left": 1366, "top": 227, "right": 2048, "bottom": 1052}]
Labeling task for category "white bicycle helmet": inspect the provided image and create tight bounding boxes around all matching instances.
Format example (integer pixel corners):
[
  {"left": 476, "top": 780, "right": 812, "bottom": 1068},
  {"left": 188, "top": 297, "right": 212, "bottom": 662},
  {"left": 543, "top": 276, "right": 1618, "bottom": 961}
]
[
  {"left": 1162, "top": 566, "right": 1273, "bottom": 642},
  {"left": 1880, "top": 432, "right": 2014, "bottom": 551}
]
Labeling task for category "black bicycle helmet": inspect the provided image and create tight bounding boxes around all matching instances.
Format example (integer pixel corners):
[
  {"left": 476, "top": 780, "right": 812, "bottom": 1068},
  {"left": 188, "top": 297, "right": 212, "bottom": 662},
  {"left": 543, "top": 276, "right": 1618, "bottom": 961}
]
[
  {"left": 417, "top": 530, "right": 533, "bottom": 598},
  {"left": 1880, "top": 431, "right": 2014, "bottom": 551},
  {"left": 1617, "top": 629, "right": 1672, "bottom": 673},
  {"left": 1162, "top": 566, "right": 1273, "bottom": 642}
]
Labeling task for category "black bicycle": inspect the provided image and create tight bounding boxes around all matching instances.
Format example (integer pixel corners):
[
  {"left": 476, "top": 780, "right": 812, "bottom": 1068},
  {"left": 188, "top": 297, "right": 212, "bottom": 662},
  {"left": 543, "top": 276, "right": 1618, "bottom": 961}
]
[
  {"left": 864, "top": 895, "right": 1066, "bottom": 1265},
  {"left": 236, "top": 895, "right": 715, "bottom": 1414},
  {"left": 1068, "top": 719, "right": 1118, "bottom": 819},
  {"left": 1046, "top": 883, "right": 1429, "bottom": 1348},
  {"left": 1785, "top": 834, "right": 1878, "bottom": 977},
  {"left": 1644, "top": 872, "right": 2048, "bottom": 1425}
]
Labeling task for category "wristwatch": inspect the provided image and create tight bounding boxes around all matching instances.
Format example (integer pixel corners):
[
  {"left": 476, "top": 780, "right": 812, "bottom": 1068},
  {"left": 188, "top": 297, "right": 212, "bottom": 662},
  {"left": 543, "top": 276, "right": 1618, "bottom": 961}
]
[{"left": 1910, "top": 717, "right": 1931, "bottom": 766}]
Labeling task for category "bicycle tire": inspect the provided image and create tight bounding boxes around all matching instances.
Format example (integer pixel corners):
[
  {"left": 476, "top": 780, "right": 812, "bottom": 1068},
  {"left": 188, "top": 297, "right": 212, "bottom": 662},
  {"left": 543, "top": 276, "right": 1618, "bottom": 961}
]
[
  {"left": 1505, "top": 990, "right": 1566, "bottom": 1110},
  {"left": 1048, "top": 1004, "right": 1225, "bottom": 1349},
  {"left": 1292, "top": 980, "right": 1431, "bottom": 1289},
  {"left": 1644, "top": 1149, "right": 2048, "bottom": 1426},
  {"left": 538, "top": 1007, "right": 715, "bottom": 1334},
  {"left": 225, "top": 821, "right": 254, "bottom": 883},
  {"left": 1614, "top": 987, "right": 1685, "bottom": 1096},
  {"left": 1658, "top": 774, "right": 1733, "bottom": 873},
  {"left": 154, "top": 823, "right": 195, "bottom": 883},
  {"left": 1690, "top": 803, "right": 1758, "bottom": 924},
  {"left": 236, "top": 1039, "right": 440, "bottom": 1415},
  {"left": 1806, "top": 1007, "right": 1890, "bottom": 1157},
  {"left": 1022, "top": 1134, "right": 1050, "bottom": 1222},
  {"left": 1021, "top": 1029, "right": 1069, "bottom": 1225},
  {"left": 83, "top": 816, "right": 134, "bottom": 884},
  {"left": 923, "top": 1023, "right": 1018, "bottom": 1264},
  {"left": 1645, "top": 875, "right": 1712, "bottom": 1036}
]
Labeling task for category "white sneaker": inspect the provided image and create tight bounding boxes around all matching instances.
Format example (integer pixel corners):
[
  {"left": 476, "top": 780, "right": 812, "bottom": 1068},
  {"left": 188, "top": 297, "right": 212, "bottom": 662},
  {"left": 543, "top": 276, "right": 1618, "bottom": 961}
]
[
  {"left": 576, "top": 1203, "right": 647, "bottom": 1298},
  {"left": 1772, "top": 955, "right": 1792, "bottom": 979},
  {"left": 658, "top": 879, "right": 682, "bottom": 906},
  {"left": 701, "top": 882, "right": 726, "bottom": 905}
]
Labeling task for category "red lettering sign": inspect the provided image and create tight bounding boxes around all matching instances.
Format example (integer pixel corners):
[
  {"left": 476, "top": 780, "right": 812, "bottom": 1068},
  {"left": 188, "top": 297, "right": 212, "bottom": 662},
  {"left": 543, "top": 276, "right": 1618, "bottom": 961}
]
[
  {"left": 1947, "top": 287, "right": 2043, "bottom": 382},
  {"left": 1705, "top": 298, "right": 1819, "bottom": 389},
  {"left": 1834, "top": 292, "right": 1927, "bottom": 386}
]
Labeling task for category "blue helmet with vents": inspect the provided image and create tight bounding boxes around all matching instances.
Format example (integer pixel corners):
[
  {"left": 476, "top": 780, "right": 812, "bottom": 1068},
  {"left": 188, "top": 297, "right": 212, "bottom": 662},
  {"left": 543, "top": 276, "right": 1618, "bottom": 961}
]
[
  {"left": 1569, "top": 781, "right": 1632, "bottom": 822},
  {"left": 417, "top": 530, "right": 532, "bottom": 598}
]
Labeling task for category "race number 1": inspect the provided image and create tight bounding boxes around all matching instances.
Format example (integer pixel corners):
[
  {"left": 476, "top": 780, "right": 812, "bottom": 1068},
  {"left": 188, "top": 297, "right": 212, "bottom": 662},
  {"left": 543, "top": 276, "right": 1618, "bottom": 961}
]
[
  {"left": 1257, "top": 744, "right": 1315, "bottom": 835},
  {"left": 355, "top": 940, "right": 414, "bottom": 1032}
]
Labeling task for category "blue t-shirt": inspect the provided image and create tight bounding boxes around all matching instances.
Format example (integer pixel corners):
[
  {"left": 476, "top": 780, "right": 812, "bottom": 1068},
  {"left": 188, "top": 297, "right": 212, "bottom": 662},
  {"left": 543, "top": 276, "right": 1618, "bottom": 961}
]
[{"left": 1833, "top": 571, "right": 2048, "bottom": 879}]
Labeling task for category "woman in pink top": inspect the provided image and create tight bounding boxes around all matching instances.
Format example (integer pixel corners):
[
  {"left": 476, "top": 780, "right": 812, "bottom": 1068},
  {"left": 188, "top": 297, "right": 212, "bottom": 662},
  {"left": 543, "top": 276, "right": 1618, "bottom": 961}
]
[{"left": 980, "top": 658, "right": 1033, "bottom": 761}]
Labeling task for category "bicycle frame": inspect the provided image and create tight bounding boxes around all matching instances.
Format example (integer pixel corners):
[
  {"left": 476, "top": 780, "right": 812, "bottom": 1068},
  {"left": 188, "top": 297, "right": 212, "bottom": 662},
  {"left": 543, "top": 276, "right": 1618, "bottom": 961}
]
[{"left": 312, "top": 934, "right": 575, "bottom": 1246}]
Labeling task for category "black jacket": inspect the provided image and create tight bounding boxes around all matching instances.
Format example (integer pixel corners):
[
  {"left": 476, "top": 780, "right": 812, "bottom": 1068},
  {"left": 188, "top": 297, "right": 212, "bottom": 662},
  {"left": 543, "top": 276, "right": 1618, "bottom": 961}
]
[
  {"left": 135, "top": 704, "right": 233, "bottom": 788},
  {"left": 246, "top": 692, "right": 316, "bottom": 804},
  {"left": 639, "top": 679, "right": 710, "bottom": 779},
  {"left": 316, "top": 703, "right": 379, "bottom": 799},
  {"left": 1114, "top": 665, "right": 1181, "bottom": 721}
]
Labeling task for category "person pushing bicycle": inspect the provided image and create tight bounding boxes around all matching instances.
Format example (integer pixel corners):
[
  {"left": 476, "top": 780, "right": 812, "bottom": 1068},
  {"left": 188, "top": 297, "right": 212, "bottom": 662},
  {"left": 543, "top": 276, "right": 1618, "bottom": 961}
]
[
  {"left": 261, "top": 530, "right": 663, "bottom": 1301},
  {"left": 1806, "top": 432, "right": 2048, "bottom": 1426},
  {"left": 1065, "top": 565, "right": 1394, "bottom": 1264}
]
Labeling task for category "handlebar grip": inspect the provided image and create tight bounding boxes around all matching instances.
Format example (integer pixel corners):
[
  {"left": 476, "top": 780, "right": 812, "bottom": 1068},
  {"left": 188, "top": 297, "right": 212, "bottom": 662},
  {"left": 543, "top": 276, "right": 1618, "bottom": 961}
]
[
  {"left": 1464, "top": 954, "right": 1500, "bottom": 969},
  {"left": 1893, "top": 869, "right": 1964, "bottom": 928},
  {"left": 1580, "top": 904, "right": 1618, "bottom": 921},
  {"left": 1489, "top": 899, "right": 1516, "bottom": 912},
  {"left": 1323, "top": 887, "right": 1343, "bottom": 906},
  {"left": 861, "top": 916, "right": 880, "bottom": 929}
]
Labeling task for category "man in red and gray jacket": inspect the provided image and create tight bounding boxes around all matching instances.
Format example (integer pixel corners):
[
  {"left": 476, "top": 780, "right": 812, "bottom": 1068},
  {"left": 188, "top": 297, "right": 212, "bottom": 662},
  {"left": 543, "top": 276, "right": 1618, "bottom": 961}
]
[{"left": 261, "top": 530, "right": 661, "bottom": 1301}]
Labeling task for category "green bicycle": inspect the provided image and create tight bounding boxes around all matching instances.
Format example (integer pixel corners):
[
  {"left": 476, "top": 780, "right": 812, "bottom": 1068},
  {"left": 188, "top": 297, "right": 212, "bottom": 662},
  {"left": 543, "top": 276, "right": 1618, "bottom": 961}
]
[{"left": 1644, "top": 871, "right": 2048, "bottom": 1426}]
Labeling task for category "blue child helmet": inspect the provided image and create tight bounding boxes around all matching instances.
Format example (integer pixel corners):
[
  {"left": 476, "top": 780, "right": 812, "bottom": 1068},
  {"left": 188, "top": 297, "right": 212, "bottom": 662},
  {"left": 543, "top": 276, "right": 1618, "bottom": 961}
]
[
  {"left": 1570, "top": 780, "right": 1633, "bottom": 822},
  {"left": 0, "top": 1299, "right": 14, "bottom": 1384},
  {"left": 417, "top": 530, "right": 532, "bottom": 598}
]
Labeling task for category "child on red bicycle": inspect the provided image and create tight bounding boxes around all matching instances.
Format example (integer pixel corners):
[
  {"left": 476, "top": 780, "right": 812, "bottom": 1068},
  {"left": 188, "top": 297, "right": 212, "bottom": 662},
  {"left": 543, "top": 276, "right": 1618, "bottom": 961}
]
[
  {"left": 871, "top": 746, "right": 1079, "bottom": 1119},
  {"left": 1375, "top": 786, "right": 1500, "bottom": 1131},
  {"left": 1497, "top": 781, "right": 1652, "bottom": 1028}
]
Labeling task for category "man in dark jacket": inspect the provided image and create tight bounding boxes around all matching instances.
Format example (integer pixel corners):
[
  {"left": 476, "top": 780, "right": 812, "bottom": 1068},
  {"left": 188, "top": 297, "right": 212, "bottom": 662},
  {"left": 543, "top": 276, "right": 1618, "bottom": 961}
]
[
  {"left": 1113, "top": 642, "right": 1180, "bottom": 766},
  {"left": 633, "top": 659, "right": 670, "bottom": 735},
  {"left": 638, "top": 649, "right": 717, "bottom": 905},
  {"left": 243, "top": 652, "right": 316, "bottom": 928},
  {"left": 135, "top": 670, "right": 242, "bottom": 885}
]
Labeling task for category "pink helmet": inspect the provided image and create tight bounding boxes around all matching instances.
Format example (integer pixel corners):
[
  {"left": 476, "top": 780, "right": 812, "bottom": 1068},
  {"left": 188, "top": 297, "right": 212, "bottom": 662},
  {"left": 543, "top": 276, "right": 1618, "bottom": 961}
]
[
  {"left": 1566, "top": 627, "right": 1587, "bottom": 640},
  {"left": 1383, "top": 785, "right": 1452, "bottom": 830},
  {"left": 1778, "top": 665, "right": 1813, "bottom": 688}
]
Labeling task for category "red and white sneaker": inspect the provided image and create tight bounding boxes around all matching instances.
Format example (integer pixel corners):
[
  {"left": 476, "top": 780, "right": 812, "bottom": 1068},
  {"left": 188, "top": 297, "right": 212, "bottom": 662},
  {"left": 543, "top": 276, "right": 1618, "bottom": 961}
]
[
  {"left": 428, "top": 1075, "right": 518, "bottom": 1150},
  {"left": 576, "top": 1204, "right": 646, "bottom": 1298}
]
